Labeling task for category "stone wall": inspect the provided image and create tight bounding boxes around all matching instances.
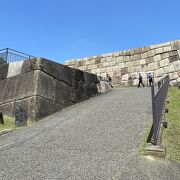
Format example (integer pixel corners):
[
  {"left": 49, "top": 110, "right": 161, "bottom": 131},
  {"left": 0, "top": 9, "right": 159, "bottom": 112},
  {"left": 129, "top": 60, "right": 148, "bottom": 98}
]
[
  {"left": 0, "top": 58, "right": 111, "bottom": 121},
  {"left": 65, "top": 40, "right": 180, "bottom": 86}
]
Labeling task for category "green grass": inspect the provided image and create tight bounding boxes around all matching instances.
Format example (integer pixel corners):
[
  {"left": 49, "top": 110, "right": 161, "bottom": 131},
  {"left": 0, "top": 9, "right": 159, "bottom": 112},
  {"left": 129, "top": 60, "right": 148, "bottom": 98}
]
[
  {"left": 163, "top": 87, "right": 180, "bottom": 162},
  {"left": 0, "top": 116, "right": 16, "bottom": 131}
]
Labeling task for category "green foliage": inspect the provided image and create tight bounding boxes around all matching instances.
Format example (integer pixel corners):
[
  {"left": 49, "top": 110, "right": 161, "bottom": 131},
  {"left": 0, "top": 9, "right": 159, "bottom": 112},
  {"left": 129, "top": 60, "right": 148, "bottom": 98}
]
[
  {"left": 163, "top": 87, "right": 180, "bottom": 162},
  {"left": 0, "top": 116, "right": 16, "bottom": 131}
]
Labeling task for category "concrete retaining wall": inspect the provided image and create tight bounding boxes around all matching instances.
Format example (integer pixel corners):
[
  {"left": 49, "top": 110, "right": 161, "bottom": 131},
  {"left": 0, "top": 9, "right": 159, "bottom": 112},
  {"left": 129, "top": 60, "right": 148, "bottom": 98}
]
[
  {"left": 65, "top": 40, "right": 180, "bottom": 86},
  {"left": 0, "top": 58, "right": 111, "bottom": 121}
]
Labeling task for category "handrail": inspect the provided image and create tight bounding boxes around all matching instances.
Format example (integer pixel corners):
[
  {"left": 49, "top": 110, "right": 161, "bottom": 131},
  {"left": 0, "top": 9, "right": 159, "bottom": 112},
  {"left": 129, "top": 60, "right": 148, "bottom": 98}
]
[
  {"left": 151, "top": 74, "right": 169, "bottom": 145},
  {"left": 0, "top": 48, "right": 35, "bottom": 63}
]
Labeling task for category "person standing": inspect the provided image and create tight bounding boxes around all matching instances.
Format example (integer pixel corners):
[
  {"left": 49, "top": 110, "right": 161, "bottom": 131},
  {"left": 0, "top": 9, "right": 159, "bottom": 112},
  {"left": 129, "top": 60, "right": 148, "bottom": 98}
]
[
  {"left": 147, "top": 73, "right": 153, "bottom": 87},
  {"left": 106, "top": 74, "right": 113, "bottom": 88},
  {"left": 138, "top": 73, "right": 145, "bottom": 87}
]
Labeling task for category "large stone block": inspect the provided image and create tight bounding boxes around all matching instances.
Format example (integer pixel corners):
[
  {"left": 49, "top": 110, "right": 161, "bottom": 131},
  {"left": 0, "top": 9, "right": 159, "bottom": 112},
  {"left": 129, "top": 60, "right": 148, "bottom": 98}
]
[
  {"left": 148, "top": 62, "right": 159, "bottom": 71},
  {"left": 96, "top": 81, "right": 111, "bottom": 93},
  {"left": 121, "top": 67, "right": 128, "bottom": 75},
  {"left": 83, "top": 72, "right": 99, "bottom": 85},
  {"left": 0, "top": 71, "right": 38, "bottom": 104},
  {"left": 145, "top": 57, "right": 154, "bottom": 64},
  {"left": 159, "top": 58, "right": 170, "bottom": 67},
  {"left": 0, "top": 102, "right": 14, "bottom": 117},
  {"left": 169, "top": 55, "right": 179, "bottom": 63},
  {"left": 36, "top": 70, "right": 55, "bottom": 101},
  {"left": 173, "top": 60, "right": 180, "bottom": 71},
  {"left": 14, "top": 97, "right": 37, "bottom": 120},
  {"left": 164, "top": 65, "right": 175, "bottom": 73},
  {"left": 163, "top": 46, "right": 172, "bottom": 52},
  {"left": 154, "top": 68, "right": 165, "bottom": 77},
  {"left": 161, "top": 53, "right": 169, "bottom": 59},
  {"left": 40, "top": 58, "right": 74, "bottom": 86},
  {"left": 55, "top": 80, "right": 71, "bottom": 106},
  {"left": 116, "top": 56, "right": 124, "bottom": 63},
  {"left": 155, "top": 48, "right": 163, "bottom": 54},
  {"left": 169, "top": 72, "right": 179, "bottom": 80},
  {"left": 122, "top": 74, "right": 129, "bottom": 81},
  {"left": 148, "top": 50, "right": 155, "bottom": 57},
  {"left": 34, "top": 96, "right": 63, "bottom": 120},
  {"left": 154, "top": 55, "right": 161, "bottom": 62}
]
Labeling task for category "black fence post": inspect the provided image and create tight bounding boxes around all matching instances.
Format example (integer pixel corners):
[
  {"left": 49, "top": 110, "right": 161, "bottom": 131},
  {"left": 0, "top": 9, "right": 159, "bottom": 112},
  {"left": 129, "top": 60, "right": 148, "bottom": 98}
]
[{"left": 0, "top": 112, "right": 4, "bottom": 125}]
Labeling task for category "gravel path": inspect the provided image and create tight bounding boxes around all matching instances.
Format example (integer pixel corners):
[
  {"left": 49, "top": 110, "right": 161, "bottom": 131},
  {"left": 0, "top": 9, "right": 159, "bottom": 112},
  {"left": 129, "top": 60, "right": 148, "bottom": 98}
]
[{"left": 0, "top": 88, "right": 179, "bottom": 180}]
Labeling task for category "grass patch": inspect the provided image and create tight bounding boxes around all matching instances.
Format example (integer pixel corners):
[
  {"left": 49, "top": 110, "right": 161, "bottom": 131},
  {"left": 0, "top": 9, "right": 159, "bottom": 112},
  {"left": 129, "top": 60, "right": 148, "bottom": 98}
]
[
  {"left": 0, "top": 116, "right": 16, "bottom": 131},
  {"left": 163, "top": 87, "right": 180, "bottom": 162}
]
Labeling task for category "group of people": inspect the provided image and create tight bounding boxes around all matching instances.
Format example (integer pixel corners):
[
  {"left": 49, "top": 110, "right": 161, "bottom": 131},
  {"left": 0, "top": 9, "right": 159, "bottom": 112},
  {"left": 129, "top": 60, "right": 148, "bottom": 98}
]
[
  {"left": 138, "top": 73, "right": 153, "bottom": 87},
  {"left": 106, "top": 73, "right": 153, "bottom": 88}
]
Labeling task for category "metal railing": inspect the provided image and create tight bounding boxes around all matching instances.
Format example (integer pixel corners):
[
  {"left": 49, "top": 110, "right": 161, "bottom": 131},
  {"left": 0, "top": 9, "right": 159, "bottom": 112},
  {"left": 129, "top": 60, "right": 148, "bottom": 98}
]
[
  {"left": 151, "top": 74, "right": 169, "bottom": 145},
  {"left": 0, "top": 48, "right": 35, "bottom": 64}
]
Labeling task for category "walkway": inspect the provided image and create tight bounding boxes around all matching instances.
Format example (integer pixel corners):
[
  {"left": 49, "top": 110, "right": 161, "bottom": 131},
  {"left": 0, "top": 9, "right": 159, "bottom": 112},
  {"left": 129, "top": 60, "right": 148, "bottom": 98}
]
[{"left": 0, "top": 88, "right": 179, "bottom": 179}]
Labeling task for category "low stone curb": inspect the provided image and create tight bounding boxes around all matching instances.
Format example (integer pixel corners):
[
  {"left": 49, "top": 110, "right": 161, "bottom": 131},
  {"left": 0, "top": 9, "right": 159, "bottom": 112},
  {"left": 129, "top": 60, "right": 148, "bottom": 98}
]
[{"left": 0, "top": 129, "right": 15, "bottom": 136}]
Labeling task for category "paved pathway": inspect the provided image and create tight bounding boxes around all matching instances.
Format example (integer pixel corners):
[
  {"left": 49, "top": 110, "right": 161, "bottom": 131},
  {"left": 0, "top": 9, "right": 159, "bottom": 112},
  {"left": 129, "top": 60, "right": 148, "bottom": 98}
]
[{"left": 0, "top": 88, "right": 179, "bottom": 180}]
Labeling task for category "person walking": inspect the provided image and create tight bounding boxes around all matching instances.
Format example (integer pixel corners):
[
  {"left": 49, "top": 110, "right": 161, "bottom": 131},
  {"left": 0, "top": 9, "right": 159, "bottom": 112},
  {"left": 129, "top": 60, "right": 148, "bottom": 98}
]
[
  {"left": 138, "top": 73, "right": 145, "bottom": 87},
  {"left": 106, "top": 74, "right": 113, "bottom": 88}
]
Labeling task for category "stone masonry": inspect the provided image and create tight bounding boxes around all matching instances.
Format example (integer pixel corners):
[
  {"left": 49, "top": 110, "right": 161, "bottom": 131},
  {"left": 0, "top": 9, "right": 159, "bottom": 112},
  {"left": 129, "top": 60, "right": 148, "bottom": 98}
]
[
  {"left": 65, "top": 40, "right": 180, "bottom": 86},
  {"left": 0, "top": 58, "right": 111, "bottom": 121}
]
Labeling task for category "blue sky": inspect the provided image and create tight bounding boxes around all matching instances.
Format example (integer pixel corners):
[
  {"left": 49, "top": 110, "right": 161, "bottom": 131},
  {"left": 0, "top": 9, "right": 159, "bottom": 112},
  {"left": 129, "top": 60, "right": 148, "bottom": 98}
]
[{"left": 0, "top": 0, "right": 180, "bottom": 64}]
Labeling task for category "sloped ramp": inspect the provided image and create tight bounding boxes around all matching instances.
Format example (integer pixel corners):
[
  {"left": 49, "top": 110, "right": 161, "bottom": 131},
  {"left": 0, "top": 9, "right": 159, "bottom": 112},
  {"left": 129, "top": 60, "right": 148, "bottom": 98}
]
[{"left": 0, "top": 88, "right": 179, "bottom": 180}]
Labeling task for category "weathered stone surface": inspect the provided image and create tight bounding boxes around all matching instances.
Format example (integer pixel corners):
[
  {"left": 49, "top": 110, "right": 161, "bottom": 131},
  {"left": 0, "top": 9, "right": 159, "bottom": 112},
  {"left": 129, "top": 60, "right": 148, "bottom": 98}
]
[
  {"left": 118, "top": 63, "right": 125, "bottom": 69},
  {"left": 173, "top": 60, "right": 180, "bottom": 71},
  {"left": 159, "top": 58, "right": 170, "bottom": 67},
  {"left": 169, "top": 51, "right": 178, "bottom": 57},
  {"left": 21, "top": 58, "right": 40, "bottom": 73},
  {"left": 154, "top": 68, "right": 165, "bottom": 77},
  {"left": 134, "top": 54, "right": 141, "bottom": 60},
  {"left": 139, "top": 59, "right": 146, "bottom": 65},
  {"left": 0, "top": 63, "right": 9, "bottom": 81},
  {"left": 96, "top": 81, "right": 111, "bottom": 93},
  {"left": 36, "top": 70, "right": 55, "bottom": 101},
  {"left": 15, "top": 104, "right": 27, "bottom": 127},
  {"left": 150, "top": 42, "right": 170, "bottom": 49},
  {"left": 154, "top": 55, "right": 161, "bottom": 62},
  {"left": 148, "top": 50, "right": 155, "bottom": 57},
  {"left": 92, "top": 64, "right": 98, "bottom": 69},
  {"left": 0, "top": 102, "right": 14, "bottom": 117},
  {"left": 121, "top": 67, "right": 128, "bottom": 75},
  {"left": 145, "top": 57, "right": 154, "bottom": 64},
  {"left": 171, "top": 40, "right": 180, "bottom": 50},
  {"left": 35, "top": 96, "right": 63, "bottom": 120},
  {"left": 84, "top": 72, "right": 99, "bottom": 85},
  {"left": 155, "top": 48, "right": 163, "bottom": 54},
  {"left": 169, "top": 55, "right": 179, "bottom": 63},
  {"left": 0, "top": 58, "right": 104, "bottom": 121},
  {"left": 169, "top": 72, "right": 179, "bottom": 80},
  {"left": 163, "top": 46, "right": 172, "bottom": 52},
  {"left": 39, "top": 58, "right": 74, "bottom": 86},
  {"left": 122, "top": 74, "right": 129, "bottom": 81},
  {"left": 148, "top": 62, "right": 159, "bottom": 70},
  {"left": 7, "top": 61, "right": 24, "bottom": 78},
  {"left": 164, "top": 65, "right": 175, "bottom": 73},
  {"left": 116, "top": 56, "right": 124, "bottom": 63},
  {"left": 0, "top": 71, "right": 37, "bottom": 104},
  {"left": 161, "top": 53, "right": 169, "bottom": 59},
  {"left": 55, "top": 81, "right": 71, "bottom": 106}
]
